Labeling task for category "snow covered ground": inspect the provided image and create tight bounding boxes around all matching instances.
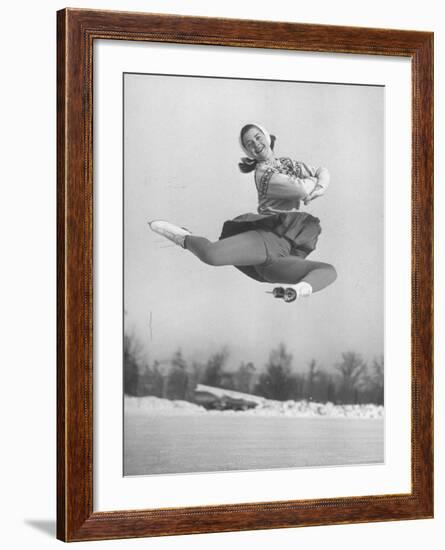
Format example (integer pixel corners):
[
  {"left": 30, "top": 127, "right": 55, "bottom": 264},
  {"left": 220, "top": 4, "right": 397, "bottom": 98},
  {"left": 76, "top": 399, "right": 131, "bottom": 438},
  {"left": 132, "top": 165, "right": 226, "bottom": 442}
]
[
  {"left": 125, "top": 395, "right": 384, "bottom": 419},
  {"left": 124, "top": 396, "right": 384, "bottom": 474}
]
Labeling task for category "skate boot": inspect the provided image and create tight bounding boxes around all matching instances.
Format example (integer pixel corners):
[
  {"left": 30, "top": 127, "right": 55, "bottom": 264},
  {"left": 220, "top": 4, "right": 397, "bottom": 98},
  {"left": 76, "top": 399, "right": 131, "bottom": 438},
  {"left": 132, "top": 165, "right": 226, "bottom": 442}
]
[
  {"left": 267, "top": 282, "right": 313, "bottom": 303},
  {"left": 148, "top": 220, "right": 191, "bottom": 248}
]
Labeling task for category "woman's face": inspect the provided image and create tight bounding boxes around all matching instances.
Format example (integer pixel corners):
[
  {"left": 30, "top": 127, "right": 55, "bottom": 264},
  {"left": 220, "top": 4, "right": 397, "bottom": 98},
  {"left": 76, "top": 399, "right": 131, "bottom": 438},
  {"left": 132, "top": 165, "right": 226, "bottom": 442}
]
[{"left": 242, "top": 127, "right": 272, "bottom": 161}]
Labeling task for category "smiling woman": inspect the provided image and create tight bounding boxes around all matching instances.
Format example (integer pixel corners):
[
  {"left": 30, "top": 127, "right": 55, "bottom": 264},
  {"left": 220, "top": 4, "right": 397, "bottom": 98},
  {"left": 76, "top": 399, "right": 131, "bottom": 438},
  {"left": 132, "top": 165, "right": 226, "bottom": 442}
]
[
  {"left": 149, "top": 122, "right": 337, "bottom": 302},
  {"left": 240, "top": 124, "right": 275, "bottom": 162}
]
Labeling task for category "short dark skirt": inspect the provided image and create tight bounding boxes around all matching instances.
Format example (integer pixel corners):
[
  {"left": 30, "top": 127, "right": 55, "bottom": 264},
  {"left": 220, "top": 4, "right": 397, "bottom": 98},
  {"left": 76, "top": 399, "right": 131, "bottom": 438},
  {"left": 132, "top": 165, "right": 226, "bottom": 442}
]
[{"left": 219, "top": 212, "right": 322, "bottom": 283}]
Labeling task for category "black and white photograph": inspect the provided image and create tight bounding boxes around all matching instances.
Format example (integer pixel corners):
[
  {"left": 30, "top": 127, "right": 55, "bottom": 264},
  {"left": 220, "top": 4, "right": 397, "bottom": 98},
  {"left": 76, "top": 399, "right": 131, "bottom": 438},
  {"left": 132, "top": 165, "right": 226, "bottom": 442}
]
[
  {"left": 3, "top": 0, "right": 439, "bottom": 547},
  {"left": 123, "top": 72, "right": 384, "bottom": 476}
]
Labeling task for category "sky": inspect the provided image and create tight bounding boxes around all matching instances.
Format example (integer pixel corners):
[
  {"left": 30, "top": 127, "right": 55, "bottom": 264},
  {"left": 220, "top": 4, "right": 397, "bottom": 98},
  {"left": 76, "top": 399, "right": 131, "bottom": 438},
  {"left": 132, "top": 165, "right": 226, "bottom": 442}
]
[{"left": 123, "top": 73, "right": 384, "bottom": 373}]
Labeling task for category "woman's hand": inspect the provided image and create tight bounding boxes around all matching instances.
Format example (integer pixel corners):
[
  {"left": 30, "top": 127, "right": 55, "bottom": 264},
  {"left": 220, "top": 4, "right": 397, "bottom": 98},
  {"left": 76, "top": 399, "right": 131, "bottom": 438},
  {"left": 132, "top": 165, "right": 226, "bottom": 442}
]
[
  {"left": 303, "top": 168, "right": 330, "bottom": 205},
  {"left": 303, "top": 188, "right": 323, "bottom": 205},
  {"left": 314, "top": 167, "right": 330, "bottom": 189}
]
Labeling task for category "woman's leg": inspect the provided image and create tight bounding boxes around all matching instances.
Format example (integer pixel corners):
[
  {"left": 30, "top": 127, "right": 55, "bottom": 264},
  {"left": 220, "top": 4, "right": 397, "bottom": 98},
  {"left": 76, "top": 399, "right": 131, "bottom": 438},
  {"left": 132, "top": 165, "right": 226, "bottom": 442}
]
[
  {"left": 261, "top": 256, "right": 337, "bottom": 292},
  {"left": 184, "top": 231, "right": 268, "bottom": 267}
]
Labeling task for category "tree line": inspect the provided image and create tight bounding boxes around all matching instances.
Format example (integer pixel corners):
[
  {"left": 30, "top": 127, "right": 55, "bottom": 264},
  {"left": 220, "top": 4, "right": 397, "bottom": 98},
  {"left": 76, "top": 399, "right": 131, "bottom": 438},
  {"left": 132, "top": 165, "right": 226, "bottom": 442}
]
[{"left": 124, "top": 334, "right": 384, "bottom": 405}]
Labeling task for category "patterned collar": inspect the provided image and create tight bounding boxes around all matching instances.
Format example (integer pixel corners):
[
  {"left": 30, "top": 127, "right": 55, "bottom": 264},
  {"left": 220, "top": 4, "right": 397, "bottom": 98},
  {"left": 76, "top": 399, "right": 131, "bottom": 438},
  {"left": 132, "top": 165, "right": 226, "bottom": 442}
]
[{"left": 257, "top": 157, "right": 282, "bottom": 168}]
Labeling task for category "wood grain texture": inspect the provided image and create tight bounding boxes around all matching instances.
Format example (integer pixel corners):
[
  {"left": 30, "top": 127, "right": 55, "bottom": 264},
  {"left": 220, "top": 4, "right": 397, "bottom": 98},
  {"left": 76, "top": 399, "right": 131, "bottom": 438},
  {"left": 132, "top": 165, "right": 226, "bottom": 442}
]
[{"left": 57, "top": 8, "right": 434, "bottom": 542}]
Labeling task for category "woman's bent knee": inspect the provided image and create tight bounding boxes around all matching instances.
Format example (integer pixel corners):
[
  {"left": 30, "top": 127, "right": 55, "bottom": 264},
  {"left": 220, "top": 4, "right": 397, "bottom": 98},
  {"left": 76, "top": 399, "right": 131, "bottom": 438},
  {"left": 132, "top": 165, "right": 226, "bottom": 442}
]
[
  {"left": 199, "top": 246, "right": 224, "bottom": 266},
  {"left": 325, "top": 264, "right": 337, "bottom": 283}
]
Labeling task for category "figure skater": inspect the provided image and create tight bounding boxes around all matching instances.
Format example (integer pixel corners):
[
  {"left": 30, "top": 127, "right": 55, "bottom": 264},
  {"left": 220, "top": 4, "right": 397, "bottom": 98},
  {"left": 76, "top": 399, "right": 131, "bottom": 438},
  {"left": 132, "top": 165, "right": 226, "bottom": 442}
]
[{"left": 149, "top": 123, "right": 336, "bottom": 302}]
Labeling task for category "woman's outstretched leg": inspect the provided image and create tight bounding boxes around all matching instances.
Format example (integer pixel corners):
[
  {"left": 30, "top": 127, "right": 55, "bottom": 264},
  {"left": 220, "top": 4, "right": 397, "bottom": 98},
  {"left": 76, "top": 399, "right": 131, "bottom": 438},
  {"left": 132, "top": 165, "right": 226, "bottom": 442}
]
[
  {"left": 149, "top": 221, "right": 267, "bottom": 267},
  {"left": 185, "top": 231, "right": 267, "bottom": 266},
  {"left": 261, "top": 256, "right": 337, "bottom": 293}
]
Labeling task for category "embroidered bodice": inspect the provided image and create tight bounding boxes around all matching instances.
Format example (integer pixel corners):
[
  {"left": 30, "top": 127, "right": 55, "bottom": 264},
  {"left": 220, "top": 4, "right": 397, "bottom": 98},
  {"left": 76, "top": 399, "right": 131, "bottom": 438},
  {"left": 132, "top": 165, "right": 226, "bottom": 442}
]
[{"left": 254, "top": 157, "right": 319, "bottom": 215}]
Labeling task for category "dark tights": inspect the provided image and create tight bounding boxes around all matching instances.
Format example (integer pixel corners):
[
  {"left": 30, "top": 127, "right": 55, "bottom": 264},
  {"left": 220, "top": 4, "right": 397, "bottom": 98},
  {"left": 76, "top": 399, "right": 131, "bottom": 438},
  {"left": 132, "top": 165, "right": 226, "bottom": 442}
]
[{"left": 184, "top": 231, "right": 336, "bottom": 292}]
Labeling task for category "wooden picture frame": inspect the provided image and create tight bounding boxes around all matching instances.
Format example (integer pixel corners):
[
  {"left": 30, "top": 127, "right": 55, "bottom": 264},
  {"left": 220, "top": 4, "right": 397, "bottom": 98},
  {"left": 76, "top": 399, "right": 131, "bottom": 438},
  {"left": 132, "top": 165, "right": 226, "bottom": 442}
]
[{"left": 57, "top": 8, "right": 433, "bottom": 542}]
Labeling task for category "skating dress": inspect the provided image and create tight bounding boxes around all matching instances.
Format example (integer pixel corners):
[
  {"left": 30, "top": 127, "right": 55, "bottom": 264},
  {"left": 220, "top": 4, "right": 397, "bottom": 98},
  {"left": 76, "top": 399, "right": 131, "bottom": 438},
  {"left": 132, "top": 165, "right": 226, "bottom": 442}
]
[{"left": 219, "top": 157, "right": 323, "bottom": 283}]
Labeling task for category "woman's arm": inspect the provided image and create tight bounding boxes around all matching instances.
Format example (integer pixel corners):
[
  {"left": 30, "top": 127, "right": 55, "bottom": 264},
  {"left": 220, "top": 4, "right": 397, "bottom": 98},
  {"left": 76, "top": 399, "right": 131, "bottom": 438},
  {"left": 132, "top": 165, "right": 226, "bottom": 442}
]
[
  {"left": 256, "top": 167, "right": 316, "bottom": 200},
  {"left": 303, "top": 167, "right": 330, "bottom": 205}
]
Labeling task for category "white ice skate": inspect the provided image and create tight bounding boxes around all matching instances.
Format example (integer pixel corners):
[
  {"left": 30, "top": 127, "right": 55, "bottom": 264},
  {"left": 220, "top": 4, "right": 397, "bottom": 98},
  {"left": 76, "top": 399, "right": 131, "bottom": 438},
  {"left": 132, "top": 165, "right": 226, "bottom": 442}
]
[
  {"left": 266, "top": 282, "right": 313, "bottom": 303},
  {"left": 148, "top": 220, "right": 191, "bottom": 248}
]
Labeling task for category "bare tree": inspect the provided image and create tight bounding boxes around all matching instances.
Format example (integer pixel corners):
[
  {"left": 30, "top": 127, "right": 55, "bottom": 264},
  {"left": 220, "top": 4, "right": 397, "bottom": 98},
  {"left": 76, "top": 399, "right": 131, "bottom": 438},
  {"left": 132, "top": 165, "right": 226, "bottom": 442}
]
[
  {"left": 185, "top": 361, "right": 203, "bottom": 401},
  {"left": 353, "top": 354, "right": 384, "bottom": 405},
  {"left": 166, "top": 350, "right": 189, "bottom": 400},
  {"left": 123, "top": 332, "right": 144, "bottom": 396},
  {"left": 255, "top": 343, "right": 294, "bottom": 400},
  {"left": 150, "top": 360, "right": 164, "bottom": 397},
  {"left": 335, "top": 351, "right": 367, "bottom": 404},
  {"left": 234, "top": 362, "right": 256, "bottom": 394},
  {"left": 317, "top": 370, "right": 337, "bottom": 403},
  {"left": 370, "top": 355, "right": 384, "bottom": 404},
  {"left": 202, "top": 348, "right": 229, "bottom": 387},
  {"left": 305, "top": 359, "right": 319, "bottom": 400}
]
